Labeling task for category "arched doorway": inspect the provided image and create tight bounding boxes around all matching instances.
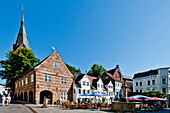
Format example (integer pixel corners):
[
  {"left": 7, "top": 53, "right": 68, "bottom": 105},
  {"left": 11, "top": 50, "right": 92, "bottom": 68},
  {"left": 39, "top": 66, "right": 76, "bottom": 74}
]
[
  {"left": 40, "top": 90, "right": 53, "bottom": 104},
  {"left": 24, "top": 92, "right": 27, "bottom": 102},
  {"left": 29, "top": 91, "right": 33, "bottom": 103},
  {"left": 20, "top": 92, "right": 23, "bottom": 101}
]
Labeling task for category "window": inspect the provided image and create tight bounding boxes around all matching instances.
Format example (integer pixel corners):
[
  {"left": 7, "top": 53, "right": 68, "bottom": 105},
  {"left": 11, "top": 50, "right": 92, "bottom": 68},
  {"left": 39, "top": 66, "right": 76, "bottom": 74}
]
[
  {"left": 136, "top": 90, "right": 138, "bottom": 92},
  {"left": 162, "top": 78, "right": 166, "bottom": 84},
  {"left": 140, "top": 82, "right": 142, "bottom": 86},
  {"left": 19, "top": 81, "right": 20, "bottom": 87},
  {"left": 152, "top": 80, "right": 155, "bottom": 85},
  {"left": 83, "top": 90, "right": 86, "bottom": 94},
  {"left": 116, "top": 74, "right": 120, "bottom": 78},
  {"left": 22, "top": 79, "right": 24, "bottom": 86},
  {"left": 25, "top": 77, "right": 27, "bottom": 85},
  {"left": 162, "top": 88, "right": 166, "bottom": 93},
  {"left": 31, "top": 74, "right": 34, "bottom": 82},
  {"left": 140, "top": 90, "right": 142, "bottom": 93},
  {"left": 60, "top": 92, "right": 67, "bottom": 101},
  {"left": 83, "top": 81, "right": 85, "bottom": 85},
  {"left": 16, "top": 83, "right": 17, "bottom": 88},
  {"left": 73, "top": 89, "right": 75, "bottom": 94},
  {"left": 106, "top": 76, "right": 109, "bottom": 79},
  {"left": 148, "top": 81, "right": 150, "bottom": 85},
  {"left": 49, "top": 76, "right": 51, "bottom": 82},
  {"left": 61, "top": 78, "right": 67, "bottom": 84},
  {"left": 79, "top": 89, "right": 81, "bottom": 94},
  {"left": 87, "top": 82, "right": 89, "bottom": 86},
  {"left": 136, "top": 82, "right": 138, "bottom": 86},
  {"left": 45, "top": 75, "right": 48, "bottom": 81},
  {"left": 101, "top": 84, "right": 103, "bottom": 88},
  {"left": 54, "top": 62, "right": 59, "bottom": 68},
  {"left": 88, "top": 90, "right": 90, "bottom": 93},
  {"left": 97, "top": 84, "right": 100, "bottom": 88},
  {"left": 44, "top": 75, "right": 52, "bottom": 82}
]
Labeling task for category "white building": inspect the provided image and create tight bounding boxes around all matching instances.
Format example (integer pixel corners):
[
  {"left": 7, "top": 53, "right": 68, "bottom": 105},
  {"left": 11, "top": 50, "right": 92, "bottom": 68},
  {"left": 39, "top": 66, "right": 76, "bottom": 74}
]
[
  {"left": 133, "top": 67, "right": 170, "bottom": 93},
  {"left": 73, "top": 74, "right": 114, "bottom": 104},
  {"left": 0, "top": 84, "right": 9, "bottom": 95}
]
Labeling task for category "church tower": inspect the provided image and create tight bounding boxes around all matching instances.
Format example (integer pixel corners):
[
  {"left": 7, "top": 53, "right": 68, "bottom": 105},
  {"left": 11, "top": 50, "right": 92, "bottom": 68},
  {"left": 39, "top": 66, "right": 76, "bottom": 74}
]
[{"left": 13, "top": 5, "right": 30, "bottom": 50}]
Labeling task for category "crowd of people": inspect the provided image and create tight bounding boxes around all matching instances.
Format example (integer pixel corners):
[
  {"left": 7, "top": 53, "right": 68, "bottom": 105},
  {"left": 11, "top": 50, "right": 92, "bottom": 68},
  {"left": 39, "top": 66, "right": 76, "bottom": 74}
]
[{"left": 0, "top": 94, "right": 11, "bottom": 106}]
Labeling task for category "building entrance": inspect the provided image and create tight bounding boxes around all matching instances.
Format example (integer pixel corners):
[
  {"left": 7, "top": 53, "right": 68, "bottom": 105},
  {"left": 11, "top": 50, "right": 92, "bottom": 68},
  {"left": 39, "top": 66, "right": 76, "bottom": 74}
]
[{"left": 40, "top": 90, "right": 53, "bottom": 104}]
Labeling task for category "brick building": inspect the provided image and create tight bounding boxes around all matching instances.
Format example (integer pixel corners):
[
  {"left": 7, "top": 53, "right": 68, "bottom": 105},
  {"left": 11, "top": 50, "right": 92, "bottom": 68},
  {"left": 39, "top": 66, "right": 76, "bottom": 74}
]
[{"left": 14, "top": 50, "right": 73, "bottom": 104}]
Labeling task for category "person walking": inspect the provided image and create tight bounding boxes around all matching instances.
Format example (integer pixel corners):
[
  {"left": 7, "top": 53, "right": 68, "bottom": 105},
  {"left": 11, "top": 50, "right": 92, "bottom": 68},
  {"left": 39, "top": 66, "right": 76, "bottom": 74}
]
[
  {"left": 2, "top": 95, "right": 6, "bottom": 106},
  {"left": 6, "top": 94, "right": 11, "bottom": 105}
]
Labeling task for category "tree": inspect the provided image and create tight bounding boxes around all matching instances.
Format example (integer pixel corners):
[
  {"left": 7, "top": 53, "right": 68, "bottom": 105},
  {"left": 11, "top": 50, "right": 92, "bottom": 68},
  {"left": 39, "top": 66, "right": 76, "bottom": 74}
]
[
  {"left": 143, "top": 91, "right": 165, "bottom": 98},
  {"left": 87, "top": 64, "right": 106, "bottom": 78},
  {"left": 0, "top": 48, "right": 40, "bottom": 85},
  {"left": 65, "top": 64, "right": 81, "bottom": 73}
]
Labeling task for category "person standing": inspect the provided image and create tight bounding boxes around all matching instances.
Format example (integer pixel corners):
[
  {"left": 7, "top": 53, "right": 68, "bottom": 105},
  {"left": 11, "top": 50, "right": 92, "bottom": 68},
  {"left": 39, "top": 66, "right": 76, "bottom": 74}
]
[
  {"left": 2, "top": 95, "right": 6, "bottom": 106},
  {"left": 6, "top": 94, "right": 11, "bottom": 105}
]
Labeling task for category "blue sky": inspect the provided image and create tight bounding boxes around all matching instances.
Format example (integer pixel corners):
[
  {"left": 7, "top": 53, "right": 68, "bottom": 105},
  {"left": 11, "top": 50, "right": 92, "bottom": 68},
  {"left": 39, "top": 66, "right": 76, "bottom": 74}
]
[{"left": 1, "top": 0, "right": 170, "bottom": 84}]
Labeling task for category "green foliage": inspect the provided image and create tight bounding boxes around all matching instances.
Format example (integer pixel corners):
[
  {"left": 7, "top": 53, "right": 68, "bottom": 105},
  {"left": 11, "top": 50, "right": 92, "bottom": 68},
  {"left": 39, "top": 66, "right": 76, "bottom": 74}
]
[
  {"left": 143, "top": 91, "right": 165, "bottom": 98},
  {"left": 0, "top": 48, "right": 40, "bottom": 85},
  {"left": 87, "top": 64, "right": 106, "bottom": 78},
  {"left": 66, "top": 64, "right": 81, "bottom": 73}
]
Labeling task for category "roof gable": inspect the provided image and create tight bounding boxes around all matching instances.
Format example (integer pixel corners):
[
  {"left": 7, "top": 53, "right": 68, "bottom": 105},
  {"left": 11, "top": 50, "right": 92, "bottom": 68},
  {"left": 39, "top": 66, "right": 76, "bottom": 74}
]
[
  {"left": 35, "top": 50, "right": 73, "bottom": 77},
  {"left": 104, "top": 65, "right": 123, "bottom": 82}
]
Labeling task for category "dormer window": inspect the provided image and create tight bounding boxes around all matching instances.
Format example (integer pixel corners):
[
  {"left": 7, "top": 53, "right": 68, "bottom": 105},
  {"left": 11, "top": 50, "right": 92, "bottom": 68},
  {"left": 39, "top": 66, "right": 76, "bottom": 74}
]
[{"left": 54, "top": 62, "right": 59, "bottom": 68}]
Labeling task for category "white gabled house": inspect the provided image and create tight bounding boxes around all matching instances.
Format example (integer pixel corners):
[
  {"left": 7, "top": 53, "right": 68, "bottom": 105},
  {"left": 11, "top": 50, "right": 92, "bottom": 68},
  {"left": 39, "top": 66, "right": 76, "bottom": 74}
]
[{"left": 73, "top": 74, "right": 91, "bottom": 102}]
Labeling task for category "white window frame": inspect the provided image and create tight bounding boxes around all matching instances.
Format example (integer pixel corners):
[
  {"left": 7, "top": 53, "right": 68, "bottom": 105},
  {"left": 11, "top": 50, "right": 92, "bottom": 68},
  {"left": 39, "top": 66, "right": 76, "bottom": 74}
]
[
  {"left": 61, "top": 78, "right": 67, "bottom": 84},
  {"left": 31, "top": 74, "right": 34, "bottom": 82},
  {"left": 60, "top": 91, "right": 67, "bottom": 101},
  {"left": 25, "top": 77, "right": 27, "bottom": 85},
  {"left": 83, "top": 81, "right": 85, "bottom": 86},
  {"left": 16, "top": 82, "right": 17, "bottom": 88},
  {"left": 152, "top": 80, "right": 155, "bottom": 85},
  {"left": 87, "top": 82, "right": 89, "bottom": 86},
  {"left": 97, "top": 84, "right": 100, "bottom": 88},
  {"left": 44, "top": 74, "right": 52, "bottom": 82},
  {"left": 54, "top": 62, "right": 60, "bottom": 69},
  {"left": 162, "top": 78, "right": 166, "bottom": 84},
  {"left": 22, "top": 79, "right": 24, "bottom": 86}
]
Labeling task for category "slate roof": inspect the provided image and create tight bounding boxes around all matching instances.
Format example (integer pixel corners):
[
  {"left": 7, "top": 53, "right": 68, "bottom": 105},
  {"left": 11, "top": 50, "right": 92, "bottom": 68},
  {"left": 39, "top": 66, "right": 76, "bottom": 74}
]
[{"left": 13, "top": 6, "right": 30, "bottom": 50}]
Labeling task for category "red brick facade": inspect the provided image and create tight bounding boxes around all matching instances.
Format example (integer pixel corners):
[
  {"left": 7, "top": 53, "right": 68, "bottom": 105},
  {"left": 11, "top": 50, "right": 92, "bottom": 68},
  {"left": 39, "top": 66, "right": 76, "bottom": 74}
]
[
  {"left": 101, "top": 65, "right": 123, "bottom": 91},
  {"left": 14, "top": 50, "right": 73, "bottom": 104}
]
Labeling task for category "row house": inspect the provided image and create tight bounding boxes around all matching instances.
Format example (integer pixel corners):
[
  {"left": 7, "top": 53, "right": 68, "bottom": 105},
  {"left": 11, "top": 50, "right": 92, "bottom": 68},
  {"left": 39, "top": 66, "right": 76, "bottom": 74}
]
[
  {"left": 73, "top": 74, "right": 114, "bottom": 104},
  {"left": 101, "top": 65, "right": 123, "bottom": 99},
  {"left": 73, "top": 65, "right": 124, "bottom": 103}
]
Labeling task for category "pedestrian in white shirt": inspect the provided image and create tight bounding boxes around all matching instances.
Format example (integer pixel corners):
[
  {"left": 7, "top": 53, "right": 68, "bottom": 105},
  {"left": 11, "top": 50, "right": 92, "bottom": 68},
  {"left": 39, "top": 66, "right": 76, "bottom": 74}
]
[
  {"left": 2, "top": 95, "right": 6, "bottom": 106},
  {"left": 6, "top": 94, "right": 11, "bottom": 105}
]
